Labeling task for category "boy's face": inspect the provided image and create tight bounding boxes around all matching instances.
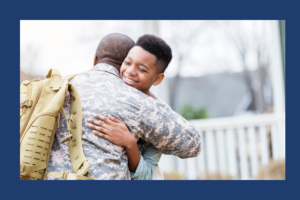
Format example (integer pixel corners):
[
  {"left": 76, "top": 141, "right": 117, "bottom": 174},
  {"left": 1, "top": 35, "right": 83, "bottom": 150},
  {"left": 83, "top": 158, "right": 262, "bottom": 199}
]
[{"left": 120, "top": 46, "right": 162, "bottom": 93}]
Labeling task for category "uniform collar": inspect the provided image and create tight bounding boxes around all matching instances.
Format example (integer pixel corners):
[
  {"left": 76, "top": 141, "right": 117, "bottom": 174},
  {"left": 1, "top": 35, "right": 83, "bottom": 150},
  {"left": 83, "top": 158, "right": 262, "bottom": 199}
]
[{"left": 90, "top": 63, "right": 121, "bottom": 78}]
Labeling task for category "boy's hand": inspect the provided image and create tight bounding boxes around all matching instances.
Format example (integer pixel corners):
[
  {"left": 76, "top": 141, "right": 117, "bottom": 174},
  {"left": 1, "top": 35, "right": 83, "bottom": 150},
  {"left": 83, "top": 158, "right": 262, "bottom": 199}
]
[{"left": 87, "top": 114, "right": 136, "bottom": 148}]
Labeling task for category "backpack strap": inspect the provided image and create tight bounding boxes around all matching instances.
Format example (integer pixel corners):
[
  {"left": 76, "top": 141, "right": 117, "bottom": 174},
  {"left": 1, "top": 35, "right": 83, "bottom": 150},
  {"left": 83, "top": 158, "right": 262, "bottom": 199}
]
[
  {"left": 46, "top": 171, "right": 94, "bottom": 180},
  {"left": 66, "top": 83, "right": 90, "bottom": 176},
  {"left": 43, "top": 72, "right": 92, "bottom": 179},
  {"left": 20, "top": 162, "right": 47, "bottom": 172}
]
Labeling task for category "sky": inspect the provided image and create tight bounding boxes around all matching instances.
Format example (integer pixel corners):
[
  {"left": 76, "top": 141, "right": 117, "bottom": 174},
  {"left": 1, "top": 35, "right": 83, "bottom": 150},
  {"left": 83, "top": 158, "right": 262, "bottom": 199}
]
[{"left": 20, "top": 20, "right": 275, "bottom": 77}]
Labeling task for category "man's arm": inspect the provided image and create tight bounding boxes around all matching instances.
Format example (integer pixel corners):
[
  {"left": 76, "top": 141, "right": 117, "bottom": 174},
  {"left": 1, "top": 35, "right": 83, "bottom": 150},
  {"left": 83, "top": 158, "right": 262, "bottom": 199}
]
[
  {"left": 135, "top": 100, "right": 202, "bottom": 158},
  {"left": 87, "top": 91, "right": 201, "bottom": 159}
]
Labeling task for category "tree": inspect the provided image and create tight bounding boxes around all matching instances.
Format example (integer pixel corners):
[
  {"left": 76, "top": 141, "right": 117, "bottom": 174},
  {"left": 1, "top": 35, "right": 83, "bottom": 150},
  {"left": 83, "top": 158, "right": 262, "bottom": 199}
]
[
  {"left": 165, "top": 20, "right": 213, "bottom": 109},
  {"left": 221, "top": 20, "right": 272, "bottom": 113}
]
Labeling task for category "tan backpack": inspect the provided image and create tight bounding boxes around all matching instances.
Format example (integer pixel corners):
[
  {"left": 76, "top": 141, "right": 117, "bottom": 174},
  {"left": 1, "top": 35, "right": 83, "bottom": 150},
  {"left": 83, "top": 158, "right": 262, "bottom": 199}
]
[{"left": 20, "top": 69, "right": 93, "bottom": 180}]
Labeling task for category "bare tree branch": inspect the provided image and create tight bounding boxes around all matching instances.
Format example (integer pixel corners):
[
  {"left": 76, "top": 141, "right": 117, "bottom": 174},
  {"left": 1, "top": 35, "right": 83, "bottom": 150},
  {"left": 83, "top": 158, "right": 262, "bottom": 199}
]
[{"left": 222, "top": 20, "right": 271, "bottom": 113}]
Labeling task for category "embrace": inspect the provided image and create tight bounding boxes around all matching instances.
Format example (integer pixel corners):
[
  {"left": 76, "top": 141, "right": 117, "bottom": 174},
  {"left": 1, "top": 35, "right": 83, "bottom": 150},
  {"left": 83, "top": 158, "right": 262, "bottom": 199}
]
[{"left": 45, "top": 33, "right": 202, "bottom": 180}]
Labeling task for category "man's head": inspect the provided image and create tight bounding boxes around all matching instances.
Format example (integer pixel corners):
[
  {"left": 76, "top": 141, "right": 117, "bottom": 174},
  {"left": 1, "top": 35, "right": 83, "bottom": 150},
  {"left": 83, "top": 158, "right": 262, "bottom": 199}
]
[
  {"left": 94, "top": 33, "right": 135, "bottom": 72},
  {"left": 120, "top": 34, "right": 172, "bottom": 94}
]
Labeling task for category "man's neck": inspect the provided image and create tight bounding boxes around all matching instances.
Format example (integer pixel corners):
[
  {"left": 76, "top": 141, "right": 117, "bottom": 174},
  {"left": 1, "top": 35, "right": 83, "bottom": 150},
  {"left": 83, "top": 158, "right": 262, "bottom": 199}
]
[{"left": 97, "top": 60, "right": 121, "bottom": 72}]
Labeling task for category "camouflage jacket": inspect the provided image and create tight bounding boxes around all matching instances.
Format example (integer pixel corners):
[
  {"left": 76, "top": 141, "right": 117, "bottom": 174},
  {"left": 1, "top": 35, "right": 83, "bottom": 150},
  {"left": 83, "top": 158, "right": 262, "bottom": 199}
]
[{"left": 47, "top": 63, "right": 202, "bottom": 180}]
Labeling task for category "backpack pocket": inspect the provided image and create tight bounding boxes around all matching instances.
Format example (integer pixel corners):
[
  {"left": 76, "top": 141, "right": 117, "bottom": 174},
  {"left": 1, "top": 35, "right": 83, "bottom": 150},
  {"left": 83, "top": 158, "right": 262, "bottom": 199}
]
[
  {"left": 20, "top": 80, "right": 42, "bottom": 138},
  {"left": 20, "top": 114, "right": 58, "bottom": 180}
]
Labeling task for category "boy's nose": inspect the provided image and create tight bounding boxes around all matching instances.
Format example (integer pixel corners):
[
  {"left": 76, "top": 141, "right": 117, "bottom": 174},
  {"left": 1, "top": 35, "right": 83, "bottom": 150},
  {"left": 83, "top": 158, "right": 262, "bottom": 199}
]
[{"left": 127, "top": 66, "right": 137, "bottom": 76}]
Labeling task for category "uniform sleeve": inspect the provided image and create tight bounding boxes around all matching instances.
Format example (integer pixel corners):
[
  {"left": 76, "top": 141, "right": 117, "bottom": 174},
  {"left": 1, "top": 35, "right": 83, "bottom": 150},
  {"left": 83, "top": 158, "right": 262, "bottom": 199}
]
[
  {"left": 136, "top": 100, "right": 202, "bottom": 159},
  {"left": 130, "top": 143, "right": 162, "bottom": 180}
]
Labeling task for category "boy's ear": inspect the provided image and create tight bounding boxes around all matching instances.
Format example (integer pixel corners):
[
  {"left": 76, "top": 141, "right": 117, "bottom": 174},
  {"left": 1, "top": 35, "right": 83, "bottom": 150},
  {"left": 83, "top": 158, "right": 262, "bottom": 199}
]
[
  {"left": 152, "top": 73, "right": 165, "bottom": 86},
  {"left": 93, "top": 55, "right": 98, "bottom": 66}
]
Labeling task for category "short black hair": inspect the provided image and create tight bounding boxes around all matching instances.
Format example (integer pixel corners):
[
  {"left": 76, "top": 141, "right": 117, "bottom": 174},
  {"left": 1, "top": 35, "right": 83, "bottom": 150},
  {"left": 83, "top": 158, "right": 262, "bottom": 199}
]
[
  {"left": 96, "top": 33, "right": 135, "bottom": 71},
  {"left": 135, "top": 34, "right": 172, "bottom": 73}
]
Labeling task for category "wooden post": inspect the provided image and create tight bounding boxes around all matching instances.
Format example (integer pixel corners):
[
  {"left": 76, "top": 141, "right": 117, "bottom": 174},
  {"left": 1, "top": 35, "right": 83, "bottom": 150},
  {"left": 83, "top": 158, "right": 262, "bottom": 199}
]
[
  {"left": 248, "top": 126, "right": 258, "bottom": 177},
  {"left": 269, "top": 20, "right": 285, "bottom": 114},
  {"left": 216, "top": 129, "right": 227, "bottom": 175},
  {"left": 206, "top": 129, "right": 218, "bottom": 172},
  {"left": 226, "top": 128, "right": 238, "bottom": 178},
  {"left": 237, "top": 127, "right": 249, "bottom": 180}
]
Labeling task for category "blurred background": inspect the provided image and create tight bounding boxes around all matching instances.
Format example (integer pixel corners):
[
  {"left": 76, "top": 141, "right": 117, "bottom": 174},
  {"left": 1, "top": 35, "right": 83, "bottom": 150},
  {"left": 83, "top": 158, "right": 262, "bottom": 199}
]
[{"left": 20, "top": 20, "right": 285, "bottom": 180}]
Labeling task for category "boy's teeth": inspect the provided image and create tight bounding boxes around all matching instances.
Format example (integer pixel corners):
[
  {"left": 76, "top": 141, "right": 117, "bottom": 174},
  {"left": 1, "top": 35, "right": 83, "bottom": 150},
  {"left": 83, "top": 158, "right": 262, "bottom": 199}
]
[{"left": 126, "top": 77, "right": 136, "bottom": 82}]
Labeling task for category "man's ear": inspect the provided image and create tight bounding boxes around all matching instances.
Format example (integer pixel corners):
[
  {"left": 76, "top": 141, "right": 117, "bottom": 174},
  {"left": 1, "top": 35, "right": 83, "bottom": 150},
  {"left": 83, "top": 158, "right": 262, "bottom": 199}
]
[
  {"left": 93, "top": 55, "right": 98, "bottom": 66},
  {"left": 153, "top": 73, "right": 165, "bottom": 86}
]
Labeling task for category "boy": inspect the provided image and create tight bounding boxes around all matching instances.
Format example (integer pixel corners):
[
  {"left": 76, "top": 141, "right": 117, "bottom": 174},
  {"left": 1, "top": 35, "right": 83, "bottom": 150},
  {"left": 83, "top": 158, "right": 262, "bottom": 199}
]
[{"left": 88, "top": 34, "right": 172, "bottom": 180}]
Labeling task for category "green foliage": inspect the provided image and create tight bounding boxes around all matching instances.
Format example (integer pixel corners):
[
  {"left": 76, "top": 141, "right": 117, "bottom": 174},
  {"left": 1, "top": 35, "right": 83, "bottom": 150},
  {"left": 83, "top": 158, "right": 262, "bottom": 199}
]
[{"left": 180, "top": 104, "right": 209, "bottom": 120}]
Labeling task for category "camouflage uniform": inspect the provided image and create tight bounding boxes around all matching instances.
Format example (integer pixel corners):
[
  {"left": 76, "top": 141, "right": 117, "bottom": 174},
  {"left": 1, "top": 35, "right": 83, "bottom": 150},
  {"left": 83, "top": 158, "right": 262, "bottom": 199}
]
[{"left": 47, "top": 63, "right": 202, "bottom": 180}]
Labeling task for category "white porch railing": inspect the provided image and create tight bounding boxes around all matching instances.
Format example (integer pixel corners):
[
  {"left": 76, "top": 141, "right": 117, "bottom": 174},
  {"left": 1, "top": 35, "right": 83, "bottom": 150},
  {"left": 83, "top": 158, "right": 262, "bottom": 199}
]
[{"left": 158, "top": 113, "right": 285, "bottom": 180}]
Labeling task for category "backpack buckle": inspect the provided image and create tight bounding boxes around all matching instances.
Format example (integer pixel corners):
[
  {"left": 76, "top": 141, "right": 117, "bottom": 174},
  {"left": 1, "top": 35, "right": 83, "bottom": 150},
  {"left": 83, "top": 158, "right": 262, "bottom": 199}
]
[
  {"left": 62, "top": 172, "right": 69, "bottom": 179},
  {"left": 20, "top": 99, "right": 32, "bottom": 108},
  {"left": 60, "top": 134, "right": 72, "bottom": 143}
]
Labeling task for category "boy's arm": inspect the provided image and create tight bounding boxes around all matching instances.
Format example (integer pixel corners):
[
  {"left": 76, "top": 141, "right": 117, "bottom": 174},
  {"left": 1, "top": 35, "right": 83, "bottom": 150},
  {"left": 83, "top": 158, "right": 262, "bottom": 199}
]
[
  {"left": 124, "top": 139, "right": 140, "bottom": 173},
  {"left": 130, "top": 143, "right": 162, "bottom": 180},
  {"left": 88, "top": 115, "right": 141, "bottom": 173},
  {"left": 89, "top": 116, "right": 161, "bottom": 179}
]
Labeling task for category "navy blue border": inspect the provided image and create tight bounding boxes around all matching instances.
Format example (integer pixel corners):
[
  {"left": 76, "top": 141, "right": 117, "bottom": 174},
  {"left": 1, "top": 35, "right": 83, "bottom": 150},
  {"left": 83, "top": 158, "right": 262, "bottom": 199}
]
[{"left": 1, "top": 0, "right": 297, "bottom": 199}]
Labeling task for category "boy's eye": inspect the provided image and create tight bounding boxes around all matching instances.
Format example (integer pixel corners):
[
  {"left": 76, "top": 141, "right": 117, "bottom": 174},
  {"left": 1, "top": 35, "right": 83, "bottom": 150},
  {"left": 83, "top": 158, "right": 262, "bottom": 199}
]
[{"left": 139, "top": 68, "right": 146, "bottom": 72}]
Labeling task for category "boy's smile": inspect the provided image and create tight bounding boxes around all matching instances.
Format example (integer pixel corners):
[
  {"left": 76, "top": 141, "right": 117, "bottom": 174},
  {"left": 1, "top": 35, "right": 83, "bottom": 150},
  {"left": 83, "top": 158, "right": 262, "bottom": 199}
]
[
  {"left": 123, "top": 74, "right": 139, "bottom": 86},
  {"left": 120, "top": 46, "right": 160, "bottom": 94}
]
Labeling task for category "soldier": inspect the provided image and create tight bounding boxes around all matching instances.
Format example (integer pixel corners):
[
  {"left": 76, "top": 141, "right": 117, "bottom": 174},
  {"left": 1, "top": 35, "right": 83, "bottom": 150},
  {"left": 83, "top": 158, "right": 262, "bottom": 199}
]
[{"left": 47, "top": 33, "right": 202, "bottom": 180}]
